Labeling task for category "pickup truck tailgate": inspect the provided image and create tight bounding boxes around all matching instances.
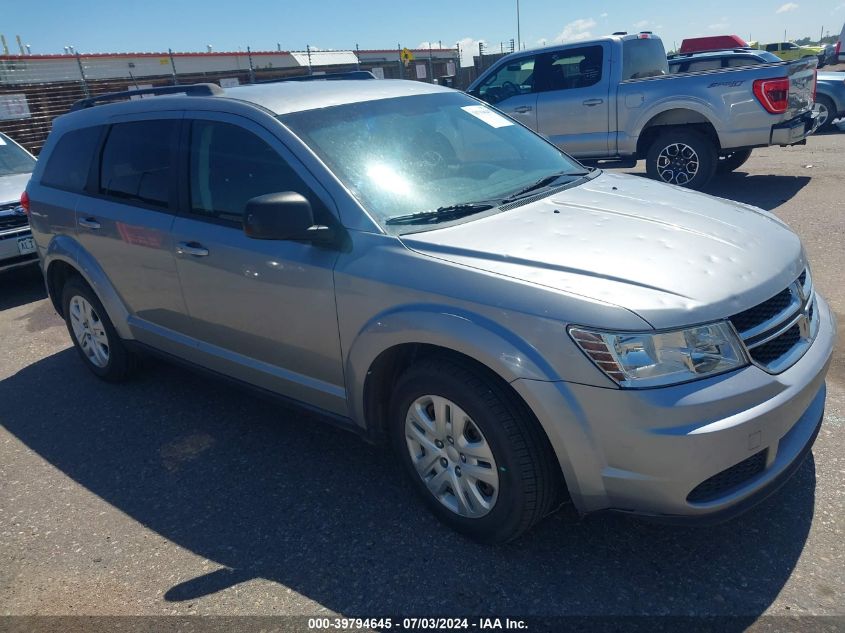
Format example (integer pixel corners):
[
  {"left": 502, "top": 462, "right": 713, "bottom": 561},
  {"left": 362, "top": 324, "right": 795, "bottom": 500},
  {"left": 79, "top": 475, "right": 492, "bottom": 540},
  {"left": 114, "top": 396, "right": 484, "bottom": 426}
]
[{"left": 786, "top": 58, "right": 817, "bottom": 118}]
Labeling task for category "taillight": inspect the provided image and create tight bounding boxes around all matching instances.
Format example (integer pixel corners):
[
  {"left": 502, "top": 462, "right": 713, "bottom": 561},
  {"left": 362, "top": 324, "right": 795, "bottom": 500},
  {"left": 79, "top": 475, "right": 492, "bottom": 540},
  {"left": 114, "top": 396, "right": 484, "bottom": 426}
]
[
  {"left": 836, "top": 41, "right": 841, "bottom": 56},
  {"left": 20, "top": 191, "right": 30, "bottom": 216},
  {"left": 753, "top": 77, "right": 789, "bottom": 114}
]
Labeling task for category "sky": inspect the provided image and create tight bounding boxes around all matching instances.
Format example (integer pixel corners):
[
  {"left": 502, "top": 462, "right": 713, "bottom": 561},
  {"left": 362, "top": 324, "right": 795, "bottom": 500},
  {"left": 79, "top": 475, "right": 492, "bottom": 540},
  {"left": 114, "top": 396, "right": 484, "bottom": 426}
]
[{"left": 3, "top": 0, "right": 845, "bottom": 65}]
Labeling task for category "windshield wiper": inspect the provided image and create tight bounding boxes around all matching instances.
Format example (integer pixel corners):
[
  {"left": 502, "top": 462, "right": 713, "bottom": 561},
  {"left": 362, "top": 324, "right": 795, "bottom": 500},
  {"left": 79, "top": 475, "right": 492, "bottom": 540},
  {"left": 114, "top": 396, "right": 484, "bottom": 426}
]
[
  {"left": 385, "top": 201, "right": 497, "bottom": 226},
  {"left": 502, "top": 170, "right": 592, "bottom": 203}
]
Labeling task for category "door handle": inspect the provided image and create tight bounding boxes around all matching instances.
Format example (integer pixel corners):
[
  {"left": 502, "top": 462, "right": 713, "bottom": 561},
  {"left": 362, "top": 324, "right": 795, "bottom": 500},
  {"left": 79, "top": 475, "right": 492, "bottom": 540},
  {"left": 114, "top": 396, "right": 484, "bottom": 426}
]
[
  {"left": 513, "top": 105, "right": 533, "bottom": 113},
  {"left": 78, "top": 217, "right": 101, "bottom": 230},
  {"left": 582, "top": 99, "right": 604, "bottom": 107},
  {"left": 176, "top": 241, "right": 210, "bottom": 257}
]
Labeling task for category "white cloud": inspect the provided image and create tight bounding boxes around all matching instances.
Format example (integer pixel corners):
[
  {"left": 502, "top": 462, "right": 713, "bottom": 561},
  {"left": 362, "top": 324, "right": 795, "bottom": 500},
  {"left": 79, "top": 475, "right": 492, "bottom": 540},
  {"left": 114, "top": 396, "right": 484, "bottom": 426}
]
[
  {"left": 634, "top": 20, "right": 650, "bottom": 30},
  {"left": 417, "top": 37, "right": 486, "bottom": 67},
  {"left": 776, "top": 2, "right": 799, "bottom": 13},
  {"left": 708, "top": 19, "right": 730, "bottom": 31},
  {"left": 553, "top": 18, "right": 598, "bottom": 44},
  {"left": 600, "top": 12, "right": 608, "bottom": 18}
]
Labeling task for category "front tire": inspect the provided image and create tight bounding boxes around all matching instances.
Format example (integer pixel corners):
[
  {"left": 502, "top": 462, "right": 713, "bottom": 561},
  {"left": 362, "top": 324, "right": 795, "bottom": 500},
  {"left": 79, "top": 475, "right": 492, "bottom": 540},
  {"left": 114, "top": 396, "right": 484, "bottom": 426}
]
[
  {"left": 390, "top": 356, "right": 561, "bottom": 543},
  {"left": 646, "top": 129, "right": 717, "bottom": 190},
  {"left": 62, "top": 276, "right": 136, "bottom": 382}
]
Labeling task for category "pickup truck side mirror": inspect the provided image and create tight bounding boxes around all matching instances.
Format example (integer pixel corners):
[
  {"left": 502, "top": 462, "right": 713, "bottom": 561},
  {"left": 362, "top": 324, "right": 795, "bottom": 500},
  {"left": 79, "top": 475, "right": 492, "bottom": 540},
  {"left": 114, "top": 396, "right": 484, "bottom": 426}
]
[{"left": 243, "top": 192, "right": 335, "bottom": 243}]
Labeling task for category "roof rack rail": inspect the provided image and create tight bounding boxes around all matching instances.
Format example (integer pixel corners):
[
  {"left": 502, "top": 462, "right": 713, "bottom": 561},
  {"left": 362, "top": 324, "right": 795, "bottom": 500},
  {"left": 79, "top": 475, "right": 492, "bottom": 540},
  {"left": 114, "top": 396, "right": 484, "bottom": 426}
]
[
  {"left": 70, "top": 83, "right": 224, "bottom": 112},
  {"left": 256, "top": 70, "right": 376, "bottom": 84}
]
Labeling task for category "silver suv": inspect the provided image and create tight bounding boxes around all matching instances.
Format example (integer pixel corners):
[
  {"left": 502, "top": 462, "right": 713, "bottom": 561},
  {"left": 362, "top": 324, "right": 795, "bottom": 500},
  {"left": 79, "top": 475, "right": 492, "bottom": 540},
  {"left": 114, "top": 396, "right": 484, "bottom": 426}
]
[{"left": 26, "top": 79, "right": 835, "bottom": 542}]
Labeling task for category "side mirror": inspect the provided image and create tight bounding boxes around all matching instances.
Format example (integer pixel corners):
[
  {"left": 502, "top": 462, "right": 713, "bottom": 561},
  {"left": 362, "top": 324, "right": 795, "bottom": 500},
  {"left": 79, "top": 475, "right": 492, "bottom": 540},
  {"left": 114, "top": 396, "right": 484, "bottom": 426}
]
[{"left": 243, "top": 192, "right": 335, "bottom": 243}]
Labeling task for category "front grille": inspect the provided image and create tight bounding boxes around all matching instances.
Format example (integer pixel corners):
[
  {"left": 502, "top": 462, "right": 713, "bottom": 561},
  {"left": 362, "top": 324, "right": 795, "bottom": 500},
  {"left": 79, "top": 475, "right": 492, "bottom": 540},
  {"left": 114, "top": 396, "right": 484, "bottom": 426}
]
[
  {"left": 749, "top": 324, "right": 801, "bottom": 365},
  {"left": 687, "top": 450, "right": 767, "bottom": 503},
  {"left": 0, "top": 201, "right": 29, "bottom": 232},
  {"left": 728, "top": 269, "right": 816, "bottom": 373},
  {"left": 730, "top": 287, "right": 792, "bottom": 333}
]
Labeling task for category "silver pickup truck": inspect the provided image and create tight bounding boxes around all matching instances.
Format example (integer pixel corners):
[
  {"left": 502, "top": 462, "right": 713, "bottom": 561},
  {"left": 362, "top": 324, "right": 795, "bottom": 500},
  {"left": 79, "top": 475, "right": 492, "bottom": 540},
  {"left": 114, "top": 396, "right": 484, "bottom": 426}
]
[{"left": 468, "top": 33, "right": 818, "bottom": 189}]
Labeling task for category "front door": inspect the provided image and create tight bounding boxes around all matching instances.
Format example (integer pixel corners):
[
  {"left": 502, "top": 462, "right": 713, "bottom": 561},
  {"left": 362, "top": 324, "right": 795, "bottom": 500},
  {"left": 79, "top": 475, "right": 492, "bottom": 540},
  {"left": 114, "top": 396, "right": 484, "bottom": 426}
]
[
  {"left": 170, "top": 113, "right": 346, "bottom": 415},
  {"left": 472, "top": 54, "right": 540, "bottom": 131}
]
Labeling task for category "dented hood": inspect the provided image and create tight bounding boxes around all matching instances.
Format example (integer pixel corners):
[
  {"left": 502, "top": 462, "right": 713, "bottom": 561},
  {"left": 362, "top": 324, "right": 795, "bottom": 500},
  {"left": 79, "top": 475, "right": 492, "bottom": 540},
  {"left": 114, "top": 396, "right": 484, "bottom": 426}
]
[{"left": 400, "top": 172, "right": 806, "bottom": 329}]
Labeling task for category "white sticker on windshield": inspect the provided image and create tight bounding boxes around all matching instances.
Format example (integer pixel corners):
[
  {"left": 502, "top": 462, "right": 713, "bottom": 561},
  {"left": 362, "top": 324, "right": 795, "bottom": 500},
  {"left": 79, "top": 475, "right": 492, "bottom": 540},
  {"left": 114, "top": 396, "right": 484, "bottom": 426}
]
[
  {"left": 0, "top": 136, "right": 6, "bottom": 145},
  {"left": 461, "top": 105, "right": 513, "bottom": 128}
]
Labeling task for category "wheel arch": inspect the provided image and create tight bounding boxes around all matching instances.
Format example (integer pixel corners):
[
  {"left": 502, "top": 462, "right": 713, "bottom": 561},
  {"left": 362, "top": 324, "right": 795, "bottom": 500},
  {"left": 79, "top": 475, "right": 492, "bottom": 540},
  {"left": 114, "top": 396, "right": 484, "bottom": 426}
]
[
  {"left": 43, "top": 235, "right": 132, "bottom": 339},
  {"left": 635, "top": 108, "right": 721, "bottom": 158}
]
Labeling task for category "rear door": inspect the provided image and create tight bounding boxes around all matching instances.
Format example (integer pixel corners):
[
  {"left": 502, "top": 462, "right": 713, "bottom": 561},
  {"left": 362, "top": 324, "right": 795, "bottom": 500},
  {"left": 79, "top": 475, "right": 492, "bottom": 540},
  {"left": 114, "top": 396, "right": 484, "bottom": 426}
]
[
  {"left": 170, "top": 112, "right": 346, "bottom": 414},
  {"left": 534, "top": 43, "right": 610, "bottom": 157},
  {"left": 471, "top": 54, "right": 541, "bottom": 130},
  {"left": 74, "top": 113, "right": 190, "bottom": 341}
]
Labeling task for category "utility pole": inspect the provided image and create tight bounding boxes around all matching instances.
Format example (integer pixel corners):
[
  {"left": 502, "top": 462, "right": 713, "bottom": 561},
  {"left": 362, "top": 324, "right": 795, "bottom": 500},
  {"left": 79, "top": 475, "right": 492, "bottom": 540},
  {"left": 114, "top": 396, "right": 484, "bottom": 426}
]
[{"left": 516, "top": 0, "right": 522, "bottom": 52}]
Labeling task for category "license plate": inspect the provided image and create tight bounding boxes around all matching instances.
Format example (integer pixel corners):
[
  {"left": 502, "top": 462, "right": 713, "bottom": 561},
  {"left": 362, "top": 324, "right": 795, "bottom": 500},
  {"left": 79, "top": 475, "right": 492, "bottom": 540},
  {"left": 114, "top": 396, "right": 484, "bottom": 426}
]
[{"left": 17, "top": 236, "right": 35, "bottom": 255}]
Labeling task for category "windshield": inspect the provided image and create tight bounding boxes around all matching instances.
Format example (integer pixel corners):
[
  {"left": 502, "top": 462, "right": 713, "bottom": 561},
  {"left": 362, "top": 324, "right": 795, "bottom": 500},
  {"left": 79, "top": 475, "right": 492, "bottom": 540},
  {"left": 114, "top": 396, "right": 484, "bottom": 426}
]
[
  {"left": 0, "top": 135, "right": 36, "bottom": 176},
  {"left": 280, "top": 92, "right": 586, "bottom": 230}
]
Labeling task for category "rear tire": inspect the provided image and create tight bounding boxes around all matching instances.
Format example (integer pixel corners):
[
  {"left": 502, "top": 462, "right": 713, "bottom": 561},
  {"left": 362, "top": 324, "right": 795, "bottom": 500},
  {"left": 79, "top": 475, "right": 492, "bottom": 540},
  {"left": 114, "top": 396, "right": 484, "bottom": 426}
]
[
  {"left": 389, "top": 356, "right": 561, "bottom": 543},
  {"left": 62, "top": 276, "right": 136, "bottom": 382},
  {"left": 646, "top": 129, "right": 717, "bottom": 190},
  {"left": 717, "top": 149, "right": 753, "bottom": 174},
  {"left": 815, "top": 95, "right": 836, "bottom": 132}
]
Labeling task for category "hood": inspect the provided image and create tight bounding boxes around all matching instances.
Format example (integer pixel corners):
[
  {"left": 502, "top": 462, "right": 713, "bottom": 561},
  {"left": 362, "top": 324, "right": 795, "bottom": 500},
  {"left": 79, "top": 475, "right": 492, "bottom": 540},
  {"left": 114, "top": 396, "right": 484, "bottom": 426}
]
[
  {"left": 0, "top": 172, "right": 32, "bottom": 206},
  {"left": 400, "top": 172, "right": 805, "bottom": 329}
]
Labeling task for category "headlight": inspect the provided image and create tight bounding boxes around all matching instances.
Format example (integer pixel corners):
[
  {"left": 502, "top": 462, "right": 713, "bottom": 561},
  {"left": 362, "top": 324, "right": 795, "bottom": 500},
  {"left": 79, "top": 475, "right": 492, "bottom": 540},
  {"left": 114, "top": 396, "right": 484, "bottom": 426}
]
[{"left": 569, "top": 322, "right": 748, "bottom": 388}]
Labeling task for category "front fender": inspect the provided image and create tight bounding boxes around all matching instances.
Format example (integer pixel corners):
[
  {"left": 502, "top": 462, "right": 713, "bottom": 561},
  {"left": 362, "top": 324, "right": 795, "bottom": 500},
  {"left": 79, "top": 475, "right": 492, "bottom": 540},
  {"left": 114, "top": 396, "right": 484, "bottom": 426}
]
[
  {"left": 344, "top": 304, "right": 559, "bottom": 427},
  {"left": 44, "top": 234, "right": 133, "bottom": 339}
]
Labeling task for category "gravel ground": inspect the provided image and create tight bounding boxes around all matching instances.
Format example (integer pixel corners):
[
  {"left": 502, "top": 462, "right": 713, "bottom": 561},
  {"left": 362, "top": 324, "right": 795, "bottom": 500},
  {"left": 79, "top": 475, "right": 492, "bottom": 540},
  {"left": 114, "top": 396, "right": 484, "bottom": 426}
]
[{"left": 0, "top": 128, "right": 843, "bottom": 626}]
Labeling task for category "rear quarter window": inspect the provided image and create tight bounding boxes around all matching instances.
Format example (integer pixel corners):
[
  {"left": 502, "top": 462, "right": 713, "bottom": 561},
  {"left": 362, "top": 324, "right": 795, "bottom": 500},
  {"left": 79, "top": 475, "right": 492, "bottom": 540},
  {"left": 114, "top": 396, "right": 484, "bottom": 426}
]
[{"left": 41, "top": 126, "right": 104, "bottom": 192}]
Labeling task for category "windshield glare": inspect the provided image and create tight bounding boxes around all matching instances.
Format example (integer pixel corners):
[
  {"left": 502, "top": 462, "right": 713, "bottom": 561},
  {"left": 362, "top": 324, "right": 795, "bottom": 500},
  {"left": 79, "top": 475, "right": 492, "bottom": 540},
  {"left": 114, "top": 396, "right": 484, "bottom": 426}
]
[
  {"left": 280, "top": 92, "right": 585, "bottom": 229},
  {"left": 0, "top": 135, "right": 35, "bottom": 177}
]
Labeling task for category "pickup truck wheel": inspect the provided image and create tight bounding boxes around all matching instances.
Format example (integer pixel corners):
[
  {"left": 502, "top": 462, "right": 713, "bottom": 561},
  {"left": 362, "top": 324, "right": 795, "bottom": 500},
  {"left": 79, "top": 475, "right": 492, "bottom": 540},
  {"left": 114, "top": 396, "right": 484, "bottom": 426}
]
[
  {"left": 717, "top": 149, "right": 753, "bottom": 174},
  {"left": 646, "top": 130, "right": 717, "bottom": 190},
  {"left": 814, "top": 95, "right": 836, "bottom": 132},
  {"left": 390, "top": 357, "right": 560, "bottom": 543},
  {"left": 62, "top": 276, "right": 136, "bottom": 382}
]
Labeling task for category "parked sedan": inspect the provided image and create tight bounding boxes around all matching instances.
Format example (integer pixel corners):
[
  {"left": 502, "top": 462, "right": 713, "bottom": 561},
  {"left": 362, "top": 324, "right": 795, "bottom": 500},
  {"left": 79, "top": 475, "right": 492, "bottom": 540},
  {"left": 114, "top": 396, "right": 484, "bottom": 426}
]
[
  {"left": 0, "top": 132, "right": 37, "bottom": 273},
  {"left": 669, "top": 50, "right": 845, "bottom": 132}
]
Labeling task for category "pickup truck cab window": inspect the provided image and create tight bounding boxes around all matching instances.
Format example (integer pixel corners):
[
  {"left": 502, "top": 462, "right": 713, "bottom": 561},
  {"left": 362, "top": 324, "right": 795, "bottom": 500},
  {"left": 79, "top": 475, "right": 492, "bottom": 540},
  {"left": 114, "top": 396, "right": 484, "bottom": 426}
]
[{"left": 539, "top": 45, "right": 603, "bottom": 91}]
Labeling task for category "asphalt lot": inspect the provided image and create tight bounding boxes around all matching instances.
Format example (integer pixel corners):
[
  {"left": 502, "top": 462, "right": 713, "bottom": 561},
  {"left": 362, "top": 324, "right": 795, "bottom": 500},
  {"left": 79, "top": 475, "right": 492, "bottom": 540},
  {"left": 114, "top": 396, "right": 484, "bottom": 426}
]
[{"left": 1, "top": 127, "right": 843, "bottom": 624}]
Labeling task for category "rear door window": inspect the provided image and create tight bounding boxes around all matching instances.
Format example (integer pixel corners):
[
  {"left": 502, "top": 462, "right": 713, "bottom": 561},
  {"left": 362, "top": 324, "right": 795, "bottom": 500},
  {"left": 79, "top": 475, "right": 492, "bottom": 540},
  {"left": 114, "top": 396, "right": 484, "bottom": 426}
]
[
  {"left": 41, "top": 126, "right": 103, "bottom": 192},
  {"left": 99, "top": 120, "right": 179, "bottom": 210},
  {"left": 539, "top": 45, "right": 603, "bottom": 91}
]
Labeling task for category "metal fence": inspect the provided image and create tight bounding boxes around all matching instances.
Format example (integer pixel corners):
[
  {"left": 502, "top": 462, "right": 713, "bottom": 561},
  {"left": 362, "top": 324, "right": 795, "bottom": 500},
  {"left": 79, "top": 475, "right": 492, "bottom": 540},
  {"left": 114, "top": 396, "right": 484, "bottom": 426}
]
[{"left": 0, "top": 45, "right": 461, "bottom": 155}]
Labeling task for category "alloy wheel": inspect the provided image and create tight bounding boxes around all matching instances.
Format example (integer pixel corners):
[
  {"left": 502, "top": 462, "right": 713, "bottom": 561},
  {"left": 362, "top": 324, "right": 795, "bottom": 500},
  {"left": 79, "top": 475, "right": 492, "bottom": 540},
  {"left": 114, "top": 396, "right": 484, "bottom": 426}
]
[
  {"left": 656, "top": 142, "right": 700, "bottom": 185},
  {"left": 68, "top": 295, "right": 110, "bottom": 368}
]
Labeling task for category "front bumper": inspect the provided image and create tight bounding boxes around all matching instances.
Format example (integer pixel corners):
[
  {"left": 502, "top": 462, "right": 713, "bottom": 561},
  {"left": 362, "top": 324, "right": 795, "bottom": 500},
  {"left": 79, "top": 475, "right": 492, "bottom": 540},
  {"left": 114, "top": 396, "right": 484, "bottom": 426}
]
[
  {"left": 513, "top": 294, "right": 836, "bottom": 519},
  {"left": 771, "top": 109, "right": 820, "bottom": 145},
  {"left": 0, "top": 226, "right": 37, "bottom": 273}
]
